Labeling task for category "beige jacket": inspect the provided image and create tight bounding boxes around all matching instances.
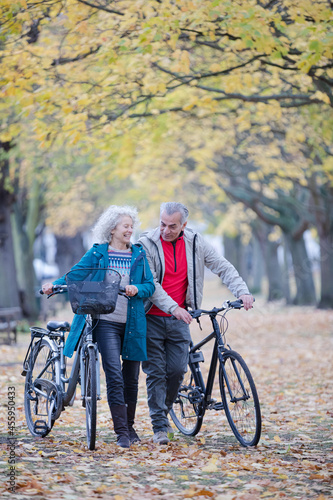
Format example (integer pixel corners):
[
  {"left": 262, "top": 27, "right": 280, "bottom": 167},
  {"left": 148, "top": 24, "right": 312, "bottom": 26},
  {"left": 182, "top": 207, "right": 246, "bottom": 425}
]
[{"left": 138, "top": 227, "right": 250, "bottom": 314}]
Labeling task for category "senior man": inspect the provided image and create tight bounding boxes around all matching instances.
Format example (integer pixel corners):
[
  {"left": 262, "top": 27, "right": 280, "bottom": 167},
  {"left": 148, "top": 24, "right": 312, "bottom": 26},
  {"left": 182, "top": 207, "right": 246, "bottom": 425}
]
[{"left": 139, "top": 202, "right": 254, "bottom": 445}]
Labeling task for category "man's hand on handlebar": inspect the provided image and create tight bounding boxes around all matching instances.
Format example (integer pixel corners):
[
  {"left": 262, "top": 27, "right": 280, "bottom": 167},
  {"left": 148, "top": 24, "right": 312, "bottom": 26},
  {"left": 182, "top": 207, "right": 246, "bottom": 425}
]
[
  {"left": 239, "top": 294, "right": 254, "bottom": 311},
  {"left": 42, "top": 283, "right": 54, "bottom": 295},
  {"left": 172, "top": 306, "right": 193, "bottom": 324}
]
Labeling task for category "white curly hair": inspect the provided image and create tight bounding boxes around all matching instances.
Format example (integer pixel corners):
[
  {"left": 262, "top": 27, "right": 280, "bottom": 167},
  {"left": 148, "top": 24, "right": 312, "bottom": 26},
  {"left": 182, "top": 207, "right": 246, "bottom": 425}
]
[{"left": 92, "top": 205, "right": 139, "bottom": 244}]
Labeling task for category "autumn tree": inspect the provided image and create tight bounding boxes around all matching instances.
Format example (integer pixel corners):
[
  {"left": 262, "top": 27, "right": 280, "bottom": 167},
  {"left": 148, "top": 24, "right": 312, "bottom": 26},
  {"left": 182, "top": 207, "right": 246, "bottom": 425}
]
[{"left": 0, "top": 0, "right": 332, "bottom": 311}]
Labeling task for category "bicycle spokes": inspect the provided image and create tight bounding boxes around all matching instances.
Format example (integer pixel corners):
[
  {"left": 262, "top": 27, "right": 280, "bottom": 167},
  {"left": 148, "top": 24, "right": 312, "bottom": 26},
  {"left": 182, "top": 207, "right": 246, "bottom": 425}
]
[
  {"left": 169, "top": 373, "right": 203, "bottom": 436},
  {"left": 24, "top": 341, "right": 61, "bottom": 438},
  {"left": 219, "top": 351, "right": 261, "bottom": 447}
]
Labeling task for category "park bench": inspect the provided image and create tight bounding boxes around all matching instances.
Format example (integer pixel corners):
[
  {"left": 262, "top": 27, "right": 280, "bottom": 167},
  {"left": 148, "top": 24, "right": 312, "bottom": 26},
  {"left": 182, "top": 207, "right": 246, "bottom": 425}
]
[{"left": 0, "top": 307, "right": 22, "bottom": 345}]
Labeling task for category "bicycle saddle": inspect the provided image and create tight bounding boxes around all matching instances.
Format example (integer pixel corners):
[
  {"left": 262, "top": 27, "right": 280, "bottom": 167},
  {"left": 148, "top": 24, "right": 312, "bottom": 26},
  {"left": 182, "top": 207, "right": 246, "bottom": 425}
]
[{"left": 47, "top": 321, "right": 71, "bottom": 332}]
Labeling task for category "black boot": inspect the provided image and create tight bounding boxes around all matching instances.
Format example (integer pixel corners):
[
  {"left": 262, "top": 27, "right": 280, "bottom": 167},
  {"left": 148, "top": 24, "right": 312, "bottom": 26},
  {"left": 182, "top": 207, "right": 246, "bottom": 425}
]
[
  {"left": 127, "top": 401, "right": 141, "bottom": 444},
  {"left": 110, "top": 405, "right": 130, "bottom": 448}
]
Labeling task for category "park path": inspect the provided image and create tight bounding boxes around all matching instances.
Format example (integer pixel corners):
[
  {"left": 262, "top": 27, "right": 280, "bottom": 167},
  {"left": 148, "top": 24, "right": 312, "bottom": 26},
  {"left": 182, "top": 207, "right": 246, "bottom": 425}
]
[{"left": 1, "top": 282, "right": 332, "bottom": 499}]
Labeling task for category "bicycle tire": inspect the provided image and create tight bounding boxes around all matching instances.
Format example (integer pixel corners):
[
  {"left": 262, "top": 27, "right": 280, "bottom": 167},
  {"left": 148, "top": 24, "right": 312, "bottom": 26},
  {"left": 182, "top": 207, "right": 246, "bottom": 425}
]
[
  {"left": 24, "top": 339, "right": 61, "bottom": 438},
  {"left": 219, "top": 350, "right": 261, "bottom": 447},
  {"left": 84, "top": 345, "right": 97, "bottom": 450},
  {"left": 169, "top": 369, "right": 203, "bottom": 436}
]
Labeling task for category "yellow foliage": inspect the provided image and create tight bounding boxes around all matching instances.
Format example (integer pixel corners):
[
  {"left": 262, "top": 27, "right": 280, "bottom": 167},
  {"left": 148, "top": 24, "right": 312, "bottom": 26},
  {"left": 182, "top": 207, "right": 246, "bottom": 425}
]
[
  {"left": 0, "top": 0, "right": 331, "bottom": 236},
  {"left": 209, "top": 63, "right": 221, "bottom": 73}
]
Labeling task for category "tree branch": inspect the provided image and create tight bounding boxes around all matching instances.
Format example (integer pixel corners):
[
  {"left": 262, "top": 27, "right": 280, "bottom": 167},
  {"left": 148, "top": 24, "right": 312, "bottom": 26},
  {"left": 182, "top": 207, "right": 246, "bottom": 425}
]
[
  {"left": 51, "top": 45, "right": 101, "bottom": 66},
  {"left": 195, "top": 86, "right": 325, "bottom": 106},
  {"left": 77, "top": 0, "right": 124, "bottom": 15},
  {"left": 153, "top": 55, "right": 263, "bottom": 83}
]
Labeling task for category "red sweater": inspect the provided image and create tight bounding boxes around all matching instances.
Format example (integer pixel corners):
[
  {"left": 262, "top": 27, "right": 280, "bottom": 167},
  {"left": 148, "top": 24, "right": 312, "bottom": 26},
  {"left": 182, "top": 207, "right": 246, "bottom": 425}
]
[{"left": 148, "top": 235, "right": 188, "bottom": 316}]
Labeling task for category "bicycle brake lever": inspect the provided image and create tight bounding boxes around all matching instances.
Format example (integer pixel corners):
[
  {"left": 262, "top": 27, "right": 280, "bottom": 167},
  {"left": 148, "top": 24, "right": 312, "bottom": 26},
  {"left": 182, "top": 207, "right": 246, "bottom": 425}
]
[
  {"left": 229, "top": 300, "right": 243, "bottom": 309},
  {"left": 191, "top": 310, "right": 201, "bottom": 319},
  {"left": 118, "top": 286, "right": 129, "bottom": 300}
]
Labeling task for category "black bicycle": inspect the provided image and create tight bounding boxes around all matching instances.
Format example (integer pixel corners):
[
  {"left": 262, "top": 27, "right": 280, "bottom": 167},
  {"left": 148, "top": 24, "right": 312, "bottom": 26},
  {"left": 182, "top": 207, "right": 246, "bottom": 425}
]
[{"left": 169, "top": 299, "right": 261, "bottom": 447}]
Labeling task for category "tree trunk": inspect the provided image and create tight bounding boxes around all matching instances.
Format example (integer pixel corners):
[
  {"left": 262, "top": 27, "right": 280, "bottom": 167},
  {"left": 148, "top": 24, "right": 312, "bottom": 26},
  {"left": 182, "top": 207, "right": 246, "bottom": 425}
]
[
  {"left": 308, "top": 180, "right": 333, "bottom": 309},
  {"left": 281, "top": 235, "right": 292, "bottom": 305},
  {"left": 12, "top": 210, "right": 39, "bottom": 318},
  {"left": 285, "top": 233, "right": 317, "bottom": 305},
  {"left": 55, "top": 234, "right": 86, "bottom": 277},
  {"left": 0, "top": 147, "right": 21, "bottom": 310},
  {"left": 223, "top": 234, "right": 248, "bottom": 283},
  {"left": 318, "top": 231, "right": 333, "bottom": 309},
  {"left": 251, "top": 221, "right": 284, "bottom": 302},
  {"left": 263, "top": 239, "right": 285, "bottom": 301},
  {"left": 11, "top": 175, "right": 41, "bottom": 318},
  {"left": 249, "top": 236, "right": 264, "bottom": 295}
]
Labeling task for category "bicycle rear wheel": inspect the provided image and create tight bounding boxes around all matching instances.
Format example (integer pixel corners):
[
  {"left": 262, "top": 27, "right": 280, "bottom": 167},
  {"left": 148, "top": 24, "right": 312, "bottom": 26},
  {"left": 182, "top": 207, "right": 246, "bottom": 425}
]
[
  {"left": 84, "top": 345, "right": 97, "bottom": 450},
  {"left": 24, "top": 339, "right": 62, "bottom": 437},
  {"left": 169, "top": 369, "right": 203, "bottom": 436},
  {"left": 219, "top": 350, "right": 261, "bottom": 447}
]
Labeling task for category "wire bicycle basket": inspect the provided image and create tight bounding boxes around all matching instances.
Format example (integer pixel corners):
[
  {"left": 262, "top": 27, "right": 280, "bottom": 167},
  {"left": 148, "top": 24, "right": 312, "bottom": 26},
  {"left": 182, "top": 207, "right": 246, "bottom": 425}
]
[{"left": 65, "top": 268, "right": 121, "bottom": 315}]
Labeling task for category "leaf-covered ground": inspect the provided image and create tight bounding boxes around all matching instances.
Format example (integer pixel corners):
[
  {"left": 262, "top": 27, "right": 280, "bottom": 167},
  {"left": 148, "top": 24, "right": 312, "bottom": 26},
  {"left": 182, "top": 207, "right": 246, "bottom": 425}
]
[{"left": 1, "top": 282, "right": 332, "bottom": 499}]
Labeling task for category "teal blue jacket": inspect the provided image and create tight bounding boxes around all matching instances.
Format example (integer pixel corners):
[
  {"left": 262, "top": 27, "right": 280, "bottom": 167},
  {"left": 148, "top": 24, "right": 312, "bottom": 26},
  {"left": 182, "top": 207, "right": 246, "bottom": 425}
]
[{"left": 53, "top": 243, "right": 155, "bottom": 361}]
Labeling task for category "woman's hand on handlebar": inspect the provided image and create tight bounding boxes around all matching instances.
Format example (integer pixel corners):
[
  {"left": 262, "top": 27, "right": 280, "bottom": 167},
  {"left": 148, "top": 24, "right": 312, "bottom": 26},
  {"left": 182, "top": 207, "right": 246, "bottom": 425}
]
[
  {"left": 125, "top": 285, "right": 138, "bottom": 297},
  {"left": 41, "top": 283, "right": 54, "bottom": 295}
]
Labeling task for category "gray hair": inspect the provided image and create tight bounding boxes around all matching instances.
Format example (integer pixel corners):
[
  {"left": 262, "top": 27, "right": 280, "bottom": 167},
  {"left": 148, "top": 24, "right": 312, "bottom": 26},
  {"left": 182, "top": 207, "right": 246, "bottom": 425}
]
[
  {"left": 160, "top": 202, "right": 189, "bottom": 224},
  {"left": 92, "top": 205, "right": 139, "bottom": 244}
]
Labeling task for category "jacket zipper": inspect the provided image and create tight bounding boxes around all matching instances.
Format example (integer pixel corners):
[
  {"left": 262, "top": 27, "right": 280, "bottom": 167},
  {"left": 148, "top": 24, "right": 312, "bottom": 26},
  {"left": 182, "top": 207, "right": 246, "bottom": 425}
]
[
  {"left": 193, "top": 233, "right": 197, "bottom": 309},
  {"left": 172, "top": 241, "right": 177, "bottom": 272}
]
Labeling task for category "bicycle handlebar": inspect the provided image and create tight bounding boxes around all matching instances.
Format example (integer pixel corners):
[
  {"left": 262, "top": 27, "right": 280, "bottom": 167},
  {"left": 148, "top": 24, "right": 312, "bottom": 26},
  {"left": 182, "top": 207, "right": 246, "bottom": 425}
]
[
  {"left": 189, "top": 298, "right": 254, "bottom": 319},
  {"left": 39, "top": 285, "right": 68, "bottom": 298},
  {"left": 39, "top": 284, "right": 128, "bottom": 299}
]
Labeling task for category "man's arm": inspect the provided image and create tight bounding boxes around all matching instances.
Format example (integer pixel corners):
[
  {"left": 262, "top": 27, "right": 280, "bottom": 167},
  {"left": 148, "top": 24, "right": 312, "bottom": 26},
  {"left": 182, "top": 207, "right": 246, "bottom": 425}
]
[{"left": 200, "top": 234, "right": 253, "bottom": 307}]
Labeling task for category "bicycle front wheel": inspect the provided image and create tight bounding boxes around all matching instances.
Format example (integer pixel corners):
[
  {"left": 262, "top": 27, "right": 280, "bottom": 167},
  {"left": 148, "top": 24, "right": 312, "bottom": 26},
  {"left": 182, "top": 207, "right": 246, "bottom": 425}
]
[
  {"left": 169, "top": 369, "right": 203, "bottom": 436},
  {"left": 219, "top": 350, "right": 261, "bottom": 447},
  {"left": 84, "top": 346, "right": 97, "bottom": 450},
  {"left": 24, "top": 339, "right": 61, "bottom": 437}
]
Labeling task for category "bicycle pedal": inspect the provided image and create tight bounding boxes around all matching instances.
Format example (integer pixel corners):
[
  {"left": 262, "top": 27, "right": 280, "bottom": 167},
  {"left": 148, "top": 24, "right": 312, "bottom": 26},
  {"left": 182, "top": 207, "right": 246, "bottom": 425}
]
[
  {"left": 34, "top": 420, "right": 48, "bottom": 434},
  {"left": 212, "top": 402, "right": 224, "bottom": 410}
]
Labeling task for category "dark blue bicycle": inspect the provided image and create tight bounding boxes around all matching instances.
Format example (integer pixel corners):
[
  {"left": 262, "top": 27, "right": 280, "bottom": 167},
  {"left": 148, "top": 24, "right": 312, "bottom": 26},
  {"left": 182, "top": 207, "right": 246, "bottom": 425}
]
[{"left": 170, "top": 299, "right": 261, "bottom": 447}]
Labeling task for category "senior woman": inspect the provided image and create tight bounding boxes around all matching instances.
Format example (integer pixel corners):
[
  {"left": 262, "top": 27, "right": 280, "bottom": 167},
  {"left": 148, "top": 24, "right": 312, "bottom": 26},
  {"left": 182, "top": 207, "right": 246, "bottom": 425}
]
[{"left": 42, "top": 205, "right": 155, "bottom": 448}]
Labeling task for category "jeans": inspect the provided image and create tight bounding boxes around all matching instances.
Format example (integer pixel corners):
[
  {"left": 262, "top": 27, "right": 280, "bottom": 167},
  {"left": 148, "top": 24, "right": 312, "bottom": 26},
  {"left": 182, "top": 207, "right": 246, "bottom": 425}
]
[
  {"left": 94, "top": 320, "right": 140, "bottom": 407},
  {"left": 142, "top": 315, "right": 191, "bottom": 433}
]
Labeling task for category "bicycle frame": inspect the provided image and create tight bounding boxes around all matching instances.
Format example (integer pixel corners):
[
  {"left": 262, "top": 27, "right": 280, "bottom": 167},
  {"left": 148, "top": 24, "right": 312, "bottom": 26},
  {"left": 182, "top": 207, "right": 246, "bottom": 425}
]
[
  {"left": 25, "top": 321, "right": 101, "bottom": 408},
  {"left": 189, "top": 314, "right": 224, "bottom": 410},
  {"left": 79, "top": 324, "right": 101, "bottom": 403},
  {"left": 190, "top": 312, "right": 251, "bottom": 410},
  {"left": 171, "top": 299, "right": 261, "bottom": 447},
  {"left": 60, "top": 323, "right": 101, "bottom": 406}
]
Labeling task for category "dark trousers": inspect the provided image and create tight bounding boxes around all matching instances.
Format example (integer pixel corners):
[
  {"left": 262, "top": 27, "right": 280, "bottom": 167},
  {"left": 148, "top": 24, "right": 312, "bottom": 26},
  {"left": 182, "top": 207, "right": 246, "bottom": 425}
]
[
  {"left": 142, "top": 315, "right": 191, "bottom": 433},
  {"left": 94, "top": 320, "right": 140, "bottom": 407}
]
